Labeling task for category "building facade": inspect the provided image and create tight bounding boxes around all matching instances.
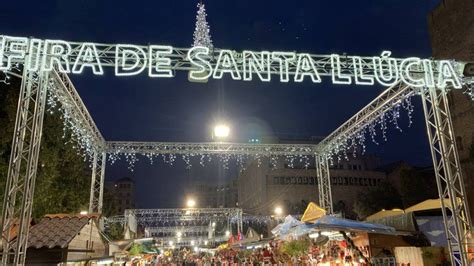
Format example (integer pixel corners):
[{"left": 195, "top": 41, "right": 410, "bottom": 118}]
[
  {"left": 186, "top": 178, "right": 238, "bottom": 208},
  {"left": 238, "top": 154, "right": 386, "bottom": 218},
  {"left": 428, "top": 0, "right": 474, "bottom": 219},
  {"left": 113, "top": 177, "right": 136, "bottom": 214}
]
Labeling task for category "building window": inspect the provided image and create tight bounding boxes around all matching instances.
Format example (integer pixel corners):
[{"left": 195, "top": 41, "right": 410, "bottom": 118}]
[
  {"left": 273, "top": 177, "right": 279, "bottom": 184},
  {"left": 456, "top": 136, "right": 464, "bottom": 151}
]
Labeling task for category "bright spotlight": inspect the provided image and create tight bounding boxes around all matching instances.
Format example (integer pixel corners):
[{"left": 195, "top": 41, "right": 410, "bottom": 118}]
[
  {"left": 176, "top": 231, "right": 182, "bottom": 238},
  {"left": 225, "top": 230, "right": 231, "bottom": 237},
  {"left": 186, "top": 198, "right": 196, "bottom": 208},
  {"left": 274, "top": 206, "right": 283, "bottom": 216},
  {"left": 213, "top": 124, "right": 230, "bottom": 139}
]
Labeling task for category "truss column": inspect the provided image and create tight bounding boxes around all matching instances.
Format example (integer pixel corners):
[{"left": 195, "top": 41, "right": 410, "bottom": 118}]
[
  {"left": 239, "top": 210, "right": 243, "bottom": 235},
  {"left": 421, "top": 86, "right": 472, "bottom": 266},
  {"left": 89, "top": 151, "right": 106, "bottom": 214},
  {"left": 316, "top": 154, "right": 333, "bottom": 214},
  {"left": 315, "top": 155, "right": 324, "bottom": 210},
  {"left": 1, "top": 67, "right": 49, "bottom": 265}
]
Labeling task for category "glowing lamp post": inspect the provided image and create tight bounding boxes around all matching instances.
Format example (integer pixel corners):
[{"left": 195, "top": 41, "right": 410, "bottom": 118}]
[
  {"left": 212, "top": 124, "right": 230, "bottom": 140},
  {"left": 186, "top": 198, "right": 196, "bottom": 208},
  {"left": 274, "top": 206, "right": 283, "bottom": 216}
]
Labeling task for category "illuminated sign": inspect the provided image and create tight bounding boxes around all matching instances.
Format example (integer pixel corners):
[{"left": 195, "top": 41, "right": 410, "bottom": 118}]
[{"left": 0, "top": 35, "right": 463, "bottom": 89}]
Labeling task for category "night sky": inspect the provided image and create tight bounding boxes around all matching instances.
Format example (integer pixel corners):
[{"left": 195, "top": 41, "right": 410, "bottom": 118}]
[{"left": 1, "top": 0, "right": 441, "bottom": 208}]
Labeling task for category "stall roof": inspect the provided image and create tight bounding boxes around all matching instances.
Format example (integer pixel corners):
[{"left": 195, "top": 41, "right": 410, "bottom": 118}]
[
  {"left": 276, "top": 215, "right": 397, "bottom": 239},
  {"left": 301, "top": 202, "right": 326, "bottom": 223},
  {"left": 366, "top": 198, "right": 461, "bottom": 222},
  {"left": 366, "top": 209, "right": 405, "bottom": 222},
  {"left": 404, "top": 198, "right": 459, "bottom": 213}
]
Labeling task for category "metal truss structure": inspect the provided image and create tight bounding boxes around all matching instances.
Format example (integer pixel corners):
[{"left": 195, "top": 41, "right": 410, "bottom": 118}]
[
  {"left": 1, "top": 37, "right": 428, "bottom": 79},
  {"left": 107, "top": 141, "right": 316, "bottom": 156},
  {"left": 143, "top": 225, "right": 230, "bottom": 247},
  {"left": 316, "top": 81, "right": 416, "bottom": 155},
  {"left": 420, "top": 86, "right": 472, "bottom": 266},
  {"left": 0, "top": 38, "right": 472, "bottom": 264},
  {"left": 89, "top": 151, "right": 106, "bottom": 213},
  {"left": 154, "top": 236, "right": 229, "bottom": 248},
  {"left": 48, "top": 70, "right": 106, "bottom": 150},
  {"left": 0, "top": 66, "right": 49, "bottom": 264},
  {"left": 145, "top": 225, "right": 210, "bottom": 236},
  {"left": 314, "top": 80, "right": 472, "bottom": 264},
  {"left": 122, "top": 208, "right": 243, "bottom": 239},
  {"left": 313, "top": 81, "right": 416, "bottom": 215},
  {"left": 315, "top": 155, "right": 333, "bottom": 213}
]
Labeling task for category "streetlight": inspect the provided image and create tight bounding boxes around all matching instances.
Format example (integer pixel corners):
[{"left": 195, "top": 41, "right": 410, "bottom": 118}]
[
  {"left": 176, "top": 231, "right": 182, "bottom": 238},
  {"left": 274, "top": 206, "right": 283, "bottom": 216},
  {"left": 213, "top": 124, "right": 230, "bottom": 140},
  {"left": 186, "top": 198, "right": 196, "bottom": 208}
]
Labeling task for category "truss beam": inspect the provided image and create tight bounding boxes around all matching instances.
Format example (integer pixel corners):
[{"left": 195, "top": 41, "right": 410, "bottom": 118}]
[
  {"left": 0, "top": 37, "right": 430, "bottom": 79},
  {"left": 122, "top": 208, "right": 242, "bottom": 237},
  {"left": 153, "top": 236, "right": 228, "bottom": 246},
  {"left": 107, "top": 141, "right": 317, "bottom": 156},
  {"left": 421, "top": 86, "right": 472, "bottom": 266},
  {"left": 316, "top": 81, "right": 415, "bottom": 155},
  {"left": 145, "top": 226, "right": 210, "bottom": 235},
  {"left": 125, "top": 208, "right": 242, "bottom": 216},
  {"left": 49, "top": 70, "right": 106, "bottom": 151}
]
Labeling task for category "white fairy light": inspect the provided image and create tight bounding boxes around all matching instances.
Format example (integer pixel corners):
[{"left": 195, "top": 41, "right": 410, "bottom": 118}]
[
  {"left": 192, "top": 3, "right": 213, "bottom": 49},
  {"left": 325, "top": 91, "right": 417, "bottom": 164}
]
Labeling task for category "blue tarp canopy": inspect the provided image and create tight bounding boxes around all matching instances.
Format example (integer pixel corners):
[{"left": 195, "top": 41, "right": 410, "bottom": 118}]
[
  {"left": 273, "top": 215, "right": 396, "bottom": 239},
  {"left": 307, "top": 215, "right": 396, "bottom": 235}
]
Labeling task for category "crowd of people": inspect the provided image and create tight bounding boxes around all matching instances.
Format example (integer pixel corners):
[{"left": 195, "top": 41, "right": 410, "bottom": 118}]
[{"left": 136, "top": 239, "right": 370, "bottom": 265}]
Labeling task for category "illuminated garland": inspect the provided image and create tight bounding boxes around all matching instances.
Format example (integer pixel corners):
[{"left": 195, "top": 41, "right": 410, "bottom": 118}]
[
  {"left": 108, "top": 151, "right": 313, "bottom": 172},
  {"left": 46, "top": 79, "right": 96, "bottom": 162},
  {"left": 325, "top": 90, "right": 416, "bottom": 165}
]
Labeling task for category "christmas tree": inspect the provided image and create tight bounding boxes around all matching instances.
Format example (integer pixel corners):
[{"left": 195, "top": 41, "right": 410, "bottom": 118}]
[{"left": 192, "top": 3, "right": 213, "bottom": 49}]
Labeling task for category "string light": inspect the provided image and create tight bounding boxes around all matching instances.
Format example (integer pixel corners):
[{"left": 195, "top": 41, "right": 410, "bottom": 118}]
[{"left": 325, "top": 90, "right": 416, "bottom": 165}]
